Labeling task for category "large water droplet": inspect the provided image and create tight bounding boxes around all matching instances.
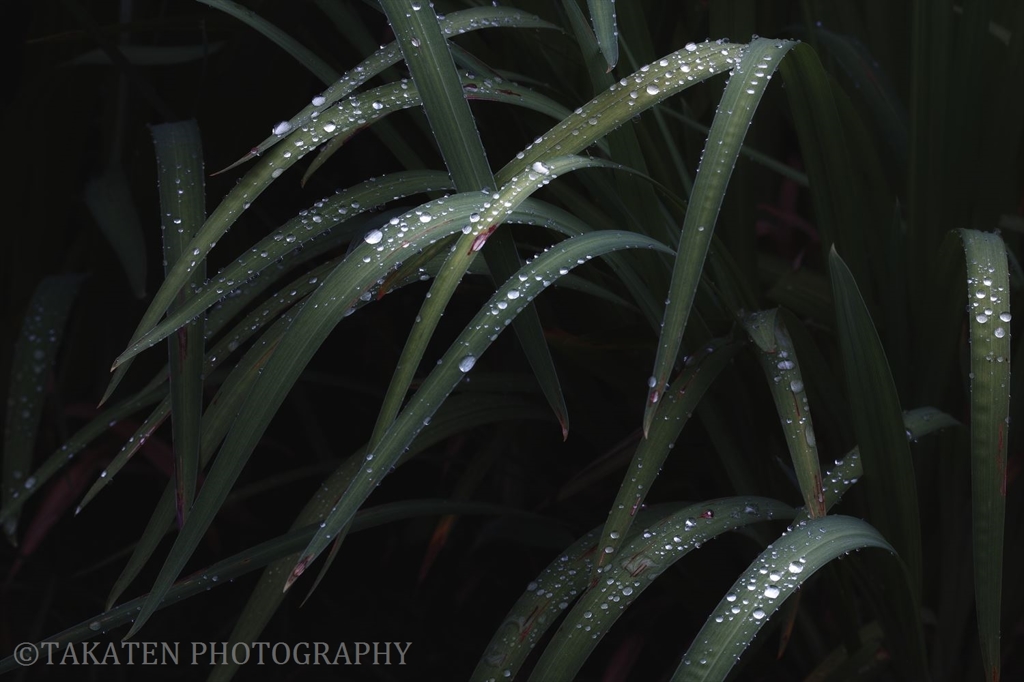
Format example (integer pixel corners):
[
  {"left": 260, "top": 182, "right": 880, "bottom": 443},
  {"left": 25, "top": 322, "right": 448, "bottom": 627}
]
[
  {"left": 364, "top": 229, "right": 383, "bottom": 245},
  {"left": 458, "top": 355, "right": 477, "bottom": 372}
]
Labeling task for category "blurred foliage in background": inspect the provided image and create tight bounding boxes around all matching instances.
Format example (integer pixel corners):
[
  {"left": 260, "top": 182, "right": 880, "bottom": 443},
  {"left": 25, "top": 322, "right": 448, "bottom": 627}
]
[{"left": 1, "top": 0, "right": 1022, "bottom": 680}]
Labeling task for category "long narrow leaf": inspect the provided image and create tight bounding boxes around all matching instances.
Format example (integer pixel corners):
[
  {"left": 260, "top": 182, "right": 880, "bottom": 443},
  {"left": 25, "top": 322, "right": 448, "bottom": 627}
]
[
  {"left": 381, "top": 0, "right": 571, "bottom": 442},
  {"left": 958, "top": 228, "right": 1010, "bottom": 682},
  {"left": 829, "top": 247, "right": 927, "bottom": 678},
  {"left": 124, "top": 153, "right": 666, "bottom": 639},
  {"left": 672, "top": 516, "right": 900, "bottom": 681},
  {"left": 287, "top": 230, "right": 672, "bottom": 592},
  {"left": 777, "top": 43, "right": 870, "bottom": 299},
  {"left": 2, "top": 274, "right": 85, "bottom": 541},
  {"left": 530, "top": 498, "right": 793, "bottom": 681},
  {"left": 105, "top": 79, "right": 433, "bottom": 393},
  {"left": 0, "top": 383, "right": 166, "bottom": 529},
  {"left": 223, "top": 7, "right": 558, "bottom": 171},
  {"left": 587, "top": 0, "right": 619, "bottom": 71},
  {"left": 829, "top": 246, "right": 922, "bottom": 593},
  {"left": 644, "top": 38, "right": 797, "bottom": 435},
  {"left": 123, "top": 171, "right": 452, "bottom": 357},
  {"left": 381, "top": 0, "right": 492, "bottom": 189},
  {"left": 592, "top": 338, "right": 743, "bottom": 578},
  {"left": 151, "top": 121, "right": 206, "bottom": 524},
  {"left": 743, "top": 309, "right": 825, "bottom": 517},
  {"left": 77, "top": 253, "right": 344, "bottom": 513},
  {"left": 471, "top": 505, "right": 680, "bottom": 681},
  {"left": 114, "top": 40, "right": 744, "bottom": 383}
]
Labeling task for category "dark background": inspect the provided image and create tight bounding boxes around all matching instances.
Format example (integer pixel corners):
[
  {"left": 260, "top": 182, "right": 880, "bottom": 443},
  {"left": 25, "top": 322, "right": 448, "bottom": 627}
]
[{"left": 1, "top": 1, "right": 1021, "bottom": 681}]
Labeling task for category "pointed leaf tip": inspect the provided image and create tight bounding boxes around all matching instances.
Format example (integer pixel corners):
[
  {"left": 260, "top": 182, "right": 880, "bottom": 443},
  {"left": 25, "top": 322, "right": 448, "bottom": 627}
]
[
  {"left": 211, "top": 149, "right": 258, "bottom": 177},
  {"left": 283, "top": 556, "right": 312, "bottom": 592}
]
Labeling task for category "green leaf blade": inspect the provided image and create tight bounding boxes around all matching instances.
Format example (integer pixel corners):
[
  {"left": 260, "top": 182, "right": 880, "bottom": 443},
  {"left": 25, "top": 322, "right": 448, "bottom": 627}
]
[
  {"left": 532, "top": 498, "right": 793, "bottom": 682},
  {"left": 672, "top": 516, "right": 899, "bottom": 682},
  {"left": 587, "top": 0, "right": 620, "bottom": 71},
  {"left": 151, "top": 120, "right": 207, "bottom": 524},
  {"left": 644, "top": 38, "right": 797, "bottom": 435},
  {"left": 381, "top": 0, "right": 492, "bottom": 191},
  {"left": 592, "top": 338, "right": 744, "bottom": 577},
  {"left": 471, "top": 504, "right": 679, "bottom": 682},
  {"left": 2, "top": 274, "right": 86, "bottom": 541},
  {"left": 958, "top": 228, "right": 1010, "bottom": 682},
  {"left": 743, "top": 310, "right": 825, "bottom": 517},
  {"left": 828, "top": 247, "right": 922, "bottom": 593},
  {"left": 288, "top": 229, "right": 672, "bottom": 592}
]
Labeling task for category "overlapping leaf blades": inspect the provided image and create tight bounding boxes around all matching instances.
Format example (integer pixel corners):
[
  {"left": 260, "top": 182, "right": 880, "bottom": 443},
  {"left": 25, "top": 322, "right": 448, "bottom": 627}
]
[
  {"left": 98, "top": 33, "right": 749, "bottom": 641},
  {"left": 644, "top": 38, "right": 796, "bottom": 435},
  {"left": 4, "top": 1, "right": 1015, "bottom": 679}
]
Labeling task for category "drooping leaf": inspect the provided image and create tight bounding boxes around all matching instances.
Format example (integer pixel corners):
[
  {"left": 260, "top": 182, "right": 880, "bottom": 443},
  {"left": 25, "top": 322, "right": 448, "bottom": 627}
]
[
  {"left": 286, "top": 229, "right": 671, "bottom": 594},
  {"left": 644, "top": 38, "right": 797, "bottom": 434},
  {"left": 672, "top": 516, "right": 901, "bottom": 681},
  {"left": 528, "top": 498, "right": 793, "bottom": 682}
]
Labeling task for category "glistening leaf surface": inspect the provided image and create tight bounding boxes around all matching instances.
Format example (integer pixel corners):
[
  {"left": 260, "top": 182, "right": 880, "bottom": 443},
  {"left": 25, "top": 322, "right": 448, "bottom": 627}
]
[
  {"left": 957, "top": 228, "right": 1010, "bottom": 682},
  {"left": 644, "top": 38, "right": 796, "bottom": 435},
  {"left": 2, "top": 274, "right": 85, "bottom": 541},
  {"left": 673, "top": 516, "right": 899, "bottom": 681},
  {"left": 287, "top": 229, "right": 671, "bottom": 591}
]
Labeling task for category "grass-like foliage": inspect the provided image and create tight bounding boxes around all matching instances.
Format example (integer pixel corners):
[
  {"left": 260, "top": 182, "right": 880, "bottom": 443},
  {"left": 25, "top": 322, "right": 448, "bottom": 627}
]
[{"left": 2, "top": 1, "right": 1021, "bottom": 680}]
